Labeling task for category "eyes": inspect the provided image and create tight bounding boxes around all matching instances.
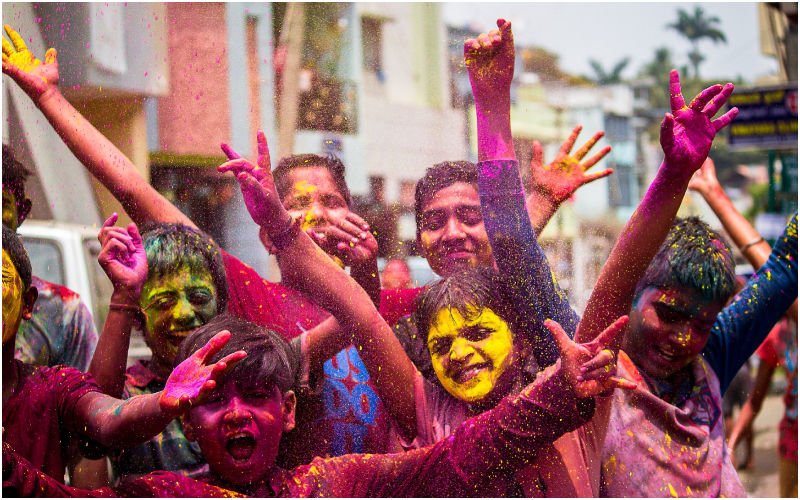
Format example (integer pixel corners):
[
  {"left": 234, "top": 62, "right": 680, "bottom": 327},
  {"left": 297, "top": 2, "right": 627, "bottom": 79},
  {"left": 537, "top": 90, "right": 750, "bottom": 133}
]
[
  {"left": 652, "top": 302, "right": 687, "bottom": 324},
  {"left": 420, "top": 206, "right": 483, "bottom": 233},
  {"left": 147, "top": 288, "right": 214, "bottom": 312},
  {"left": 428, "top": 326, "right": 493, "bottom": 356},
  {"left": 285, "top": 193, "right": 347, "bottom": 212}
]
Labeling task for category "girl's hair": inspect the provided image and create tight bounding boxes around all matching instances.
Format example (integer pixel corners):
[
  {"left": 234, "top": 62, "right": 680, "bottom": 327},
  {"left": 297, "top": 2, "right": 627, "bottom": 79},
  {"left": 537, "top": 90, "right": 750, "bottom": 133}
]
[
  {"left": 415, "top": 266, "right": 519, "bottom": 343},
  {"left": 140, "top": 222, "right": 228, "bottom": 313}
]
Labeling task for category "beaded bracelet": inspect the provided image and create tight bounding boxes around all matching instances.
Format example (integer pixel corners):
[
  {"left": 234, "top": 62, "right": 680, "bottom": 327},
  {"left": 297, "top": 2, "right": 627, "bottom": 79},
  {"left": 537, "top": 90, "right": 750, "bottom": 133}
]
[
  {"left": 109, "top": 302, "right": 146, "bottom": 324},
  {"left": 740, "top": 236, "right": 765, "bottom": 253}
]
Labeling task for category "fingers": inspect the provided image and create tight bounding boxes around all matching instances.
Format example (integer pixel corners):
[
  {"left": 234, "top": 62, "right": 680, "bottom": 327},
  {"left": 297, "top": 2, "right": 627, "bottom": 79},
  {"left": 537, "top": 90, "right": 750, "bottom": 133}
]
[
  {"left": 220, "top": 142, "right": 242, "bottom": 160},
  {"left": 668, "top": 69, "right": 686, "bottom": 113},
  {"left": 194, "top": 330, "right": 232, "bottom": 363},
  {"left": 4, "top": 25, "right": 28, "bottom": 53},
  {"left": 660, "top": 113, "right": 675, "bottom": 146},
  {"left": 2, "top": 37, "right": 14, "bottom": 58},
  {"left": 703, "top": 82, "right": 734, "bottom": 117},
  {"left": 256, "top": 130, "right": 271, "bottom": 172},
  {"left": 582, "top": 146, "right": 612, "bottom": 171},
  {"left": 101, "top": 213, "right": 119, "bottom": 232},
  {"left": 44, "top": 47, "right": 56, "bottom": 65},
  {"left": 345, "top": 211, "right": 371, "bottom": 232},
  {"left": 573, "top": 130, "right": 603, "bottom": 161},
  {"left": 217, "top": 158, "right": 256, "bottom": 175},
  {"left": 580, "top": 348, "right": 613, "bottom": 374},
  {"left": 544, "top": 319, "right": 571, "bottom": 356},
  {"left": 688, "top": 84, "right": 723, "bottom": 112},
  {"left": 605, "top": 376, "right": 637, "bottom": 391},
  {"left": 558, "top": 125, "right": 582, "bottom": 158},
  {"left": 464, "top": 37, "right": 481, "bottom": 54},
  {"left": 581, "top": 168, "right": 614, "bottom": 186},
  {"left": 592, "top": 316, "right": 629, "bottom": 350},
  {"left": 99, "top": 239, "right": 129, "bottom": 263},
  {"left": 212, "top": 351, "right": 247, "bottom": 377},
  {"left": 531, "top": 140, "right": 544, "bottom": 169},
  {"left": 127, "top": 222, "right": 143, "bottom": 250},
  {"left": 712, "top": 107, "right": 738, "bottom": 132},
  {"left": 497, "top": 18, "right": 513, "bottom": 46}
]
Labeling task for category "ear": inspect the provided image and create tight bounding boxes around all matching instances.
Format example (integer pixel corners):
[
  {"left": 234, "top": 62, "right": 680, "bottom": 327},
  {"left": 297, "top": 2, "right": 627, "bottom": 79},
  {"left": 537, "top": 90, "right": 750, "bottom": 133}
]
[
  {"left": 281, "top": 390, "right": 296, "bottom": 432},
  {"left": 21, "top": 286, "right": 37, "bottom": 320},
  {"left": 180, "top": 413, "right": 196, "bottom": 442},
  {"left": 17, "top": 197, "right": 32, "bottom": 225}
]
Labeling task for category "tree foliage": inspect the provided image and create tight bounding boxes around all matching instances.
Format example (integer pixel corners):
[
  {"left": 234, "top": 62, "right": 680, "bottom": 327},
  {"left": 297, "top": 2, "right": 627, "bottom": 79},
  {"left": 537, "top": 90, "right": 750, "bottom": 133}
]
[{"left": 667, "top": 7, "right": 727, "bottom": 78}]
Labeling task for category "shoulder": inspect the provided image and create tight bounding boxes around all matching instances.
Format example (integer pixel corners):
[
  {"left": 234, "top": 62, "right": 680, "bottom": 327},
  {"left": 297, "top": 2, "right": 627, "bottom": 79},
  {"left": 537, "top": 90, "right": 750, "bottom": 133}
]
[{"left": 30, "top": 276, "right": 80, "bottom": 304}]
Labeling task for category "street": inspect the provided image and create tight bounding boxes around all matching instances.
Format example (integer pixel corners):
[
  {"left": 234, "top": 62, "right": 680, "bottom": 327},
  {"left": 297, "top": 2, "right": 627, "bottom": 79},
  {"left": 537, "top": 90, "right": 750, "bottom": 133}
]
[{"left": 739, "top": 393, "right": 787, "bottom": 497}]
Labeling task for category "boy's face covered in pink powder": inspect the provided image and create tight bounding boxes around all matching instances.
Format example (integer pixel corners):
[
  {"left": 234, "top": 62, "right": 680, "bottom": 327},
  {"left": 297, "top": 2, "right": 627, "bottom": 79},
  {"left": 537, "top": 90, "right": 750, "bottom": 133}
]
[
  {"left": 624, "top": 286, "right": 724, "bottom": 380},
  {"left": 184, "top": 378, "right": 295, "bottom": 486},
  {"left": 283, "top": 166, "right": 349, "bottom": 234}
]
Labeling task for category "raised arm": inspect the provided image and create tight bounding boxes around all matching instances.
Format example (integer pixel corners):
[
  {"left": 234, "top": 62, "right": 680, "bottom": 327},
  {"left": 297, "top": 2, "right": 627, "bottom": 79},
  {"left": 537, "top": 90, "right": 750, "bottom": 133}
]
[
  {"left": 75, "top": 331, "right": 244, "bottom": 448},
  {"left": 88, "top": 214, "right": 148, "bottom": 397},
  {"left": 2, "top": 25, "right": 194, "bottom": 228},
  {"left": 219, "top": 131, "right": 420, "bottom": 440}
]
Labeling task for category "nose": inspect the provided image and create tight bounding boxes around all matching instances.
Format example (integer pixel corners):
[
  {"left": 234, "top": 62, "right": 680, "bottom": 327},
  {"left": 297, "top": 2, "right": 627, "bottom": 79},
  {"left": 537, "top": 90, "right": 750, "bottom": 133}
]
[
  {"left": 448, "top": 338, "right": 475, "bottom": 366},
  {"left": 442, "top": 216, "right": 467, "bottom": 241},
  {"left": 307, "top": 202, "right": 327, "bottom": 225},
  {"left": 668, "top": 324, "right": 693, "bottom": 348},
  {"left": 223, "top": 397, "right": 252, "bottom": 425},
  {"left": 172, "top": 296, "right": 198, "bottom": 325}
]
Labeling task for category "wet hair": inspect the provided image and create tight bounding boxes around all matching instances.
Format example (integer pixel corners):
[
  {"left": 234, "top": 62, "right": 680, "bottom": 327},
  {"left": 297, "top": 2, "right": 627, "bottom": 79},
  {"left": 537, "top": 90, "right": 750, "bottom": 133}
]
[
  {"left": 635, "top": 216, "right": 736, "bottom": 304},
  {"left": 175, "top": 313, "right": 297, "bottom": 393},
  {"left": 414, "top": 161, "right": 478, "bottom": 239},
  {"left": 2, "top": 145, "right": 31, "bottom": 203},
  {"left": 139, "top": 222, "right": 228, "bottom": 313},
  {"left": 2, "top": 225, "right": 32, "bottom": 290},
  {"left": 273, "top": 153, "right": 352, "bottom": 207},
  {"left": 415, "top": 266, "right": 519, "bottom": 343}
]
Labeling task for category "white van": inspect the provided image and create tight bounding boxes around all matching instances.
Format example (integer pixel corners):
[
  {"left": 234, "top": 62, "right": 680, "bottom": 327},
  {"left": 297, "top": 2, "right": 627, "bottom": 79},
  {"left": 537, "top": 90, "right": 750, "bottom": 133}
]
[{"left": 17, "top": 220, "right": 151, "bottom": 363}]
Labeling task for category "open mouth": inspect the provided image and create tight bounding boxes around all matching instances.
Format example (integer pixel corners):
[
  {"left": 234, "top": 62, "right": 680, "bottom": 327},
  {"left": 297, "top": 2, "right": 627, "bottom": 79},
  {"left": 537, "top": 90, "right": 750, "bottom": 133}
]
[
  {"left": 654, "top": 345, "right": 682, "bottom": 363},
  {"left": 445, "top": 250, "right": 474, "bottom": 260},
  {"left": 225, "top": 431, "right": 257, "bottom": 462},
  {"left": 452, "top": 363, "right": 491, "bottom": 384}
]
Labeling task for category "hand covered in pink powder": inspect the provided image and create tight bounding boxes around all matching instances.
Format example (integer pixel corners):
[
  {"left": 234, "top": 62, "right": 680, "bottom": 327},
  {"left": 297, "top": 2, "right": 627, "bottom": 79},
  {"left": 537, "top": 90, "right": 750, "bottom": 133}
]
[
  {"left": 1, "top": 25, "right": 60, "bottom": 102},
  {"left": 217, "top": 131, "right": 292, "bottom": 237},
  {"left": 547, "top": 316, "right": 636, "bottom": 398},
  {"left": 159, "top": 330, "right": 246, "bottom": 416},
  {"left": 97, "top": 213, "right": 148, "bottom": 303},
  {"left": 529, "top": 125, "right": 613, "bottom": 206},
  {"left": 464, "top": 19, "right": 515, "bottom": 111},
  {"left": 305, "top": 211, "right": 378, "bottom": 267},
  {"left": 660, "top": 70, "right": 738, "bottom": 175}
]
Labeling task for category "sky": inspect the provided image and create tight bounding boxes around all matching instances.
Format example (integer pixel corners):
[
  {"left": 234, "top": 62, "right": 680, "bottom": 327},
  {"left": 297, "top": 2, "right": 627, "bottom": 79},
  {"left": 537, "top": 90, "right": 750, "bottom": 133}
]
[{"left": 442, "top": 2, "right": 779, "bottom": 83}]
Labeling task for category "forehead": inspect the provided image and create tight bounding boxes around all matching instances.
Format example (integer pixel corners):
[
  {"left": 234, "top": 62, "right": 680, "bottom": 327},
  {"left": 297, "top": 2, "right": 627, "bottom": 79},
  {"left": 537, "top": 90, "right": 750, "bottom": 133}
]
[
  {"left": 286, "top": 166, "right": 341, "bottom": 195},
  {"left": 143, "top": 266, "right": 215, "bottom": 293},
  {"left": 637, "top": 286, "right": 719, "bottom": 315},
  {"left": 428, "top": 306, "right": 506, "bottom": 339},
  {"left": 422, "top": 182, "right": 480, "bottom": 213}
]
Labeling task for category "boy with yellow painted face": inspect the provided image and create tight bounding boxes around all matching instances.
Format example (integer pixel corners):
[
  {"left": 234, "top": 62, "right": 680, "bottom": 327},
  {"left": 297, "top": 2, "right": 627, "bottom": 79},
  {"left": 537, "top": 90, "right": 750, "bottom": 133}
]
[{"left": 1, "top": 225, "right": 247, "bottom": 487}]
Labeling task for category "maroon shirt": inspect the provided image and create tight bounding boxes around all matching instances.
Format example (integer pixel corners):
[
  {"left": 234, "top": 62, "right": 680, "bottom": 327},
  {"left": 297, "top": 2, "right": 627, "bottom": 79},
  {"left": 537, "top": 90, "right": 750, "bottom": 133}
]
[
  {"left": 3, "top": 363, "right": 594, "bottom": 497},
  {"left": 2, "top": 360, "right": 101, "bottom": 482}
]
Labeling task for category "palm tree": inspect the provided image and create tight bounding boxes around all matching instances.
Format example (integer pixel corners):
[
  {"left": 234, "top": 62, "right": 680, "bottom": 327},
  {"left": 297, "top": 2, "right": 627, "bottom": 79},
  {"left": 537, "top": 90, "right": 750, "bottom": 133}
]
[
  {"left": 667, "top": 7, "right": 727, "bottom": 78},
  {"left": 588, "top": 57, "right": 630, "bottom": 85}
]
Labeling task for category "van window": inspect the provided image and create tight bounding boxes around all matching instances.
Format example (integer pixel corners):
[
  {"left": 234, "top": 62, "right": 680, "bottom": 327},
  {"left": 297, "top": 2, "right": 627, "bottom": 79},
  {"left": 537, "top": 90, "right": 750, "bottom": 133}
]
[
  {"left": 83, "top": 238, "right": 114, "bottom": 331},
  {"left": 19, "top": 237, "right": 65, "bottom": 285}
]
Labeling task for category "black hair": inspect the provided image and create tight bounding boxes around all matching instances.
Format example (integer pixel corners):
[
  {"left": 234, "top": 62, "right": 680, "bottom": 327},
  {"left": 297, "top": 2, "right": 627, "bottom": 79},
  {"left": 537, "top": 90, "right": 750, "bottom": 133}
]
[
  {"left": 273, "top": 153, "right": 352, "bottom": 207},
  {"left": 174, "top": 313, "right": 297, "bottom": 393},
  {"left": 414, "top": 161, "right": 478, "bottom": 239},
  {"left": 2, "top": 144, "right": 31, "bottom": 204},
  {"left": 139, "top": 222, "right": 228, "bottom": 313},
  {"left": 2, "top": 225, "right": 32, "bottom": 290},
  {"left": 635, "top": 216, "right": 736, "bottom": 304},
  {"left": 415, "top": 266, "right": 519, "bottom": 344}
]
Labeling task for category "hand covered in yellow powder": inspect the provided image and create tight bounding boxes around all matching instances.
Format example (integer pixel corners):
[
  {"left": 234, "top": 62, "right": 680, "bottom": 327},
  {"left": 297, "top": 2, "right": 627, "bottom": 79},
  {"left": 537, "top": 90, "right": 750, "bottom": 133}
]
[{"left": 2, "top": 25, "right": 60, "bottom": 102}]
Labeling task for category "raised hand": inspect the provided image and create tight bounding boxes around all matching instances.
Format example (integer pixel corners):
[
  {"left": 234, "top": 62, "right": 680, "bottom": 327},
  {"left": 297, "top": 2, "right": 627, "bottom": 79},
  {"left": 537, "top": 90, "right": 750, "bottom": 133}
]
[
  {"left": 1, "top": 25, "right": 59, "bottom": 101},
  {"left": 547, "top": 316, "right": 636, "bottom": 398},
  {"left": 464, "top": 19, "right": 514, "bottom": 106},
  {"left": 530, "top": 125, "right": 613, "bottom": 206},
  {"left": 661, "top": 70, "right": 737, "bottom": 174},
  {"left": 159, "top": 330, "right": 246, "bottom": 415},
  {"left": 305, "top": 211, "right": 378, "bottom": 267},
  {"left": 217, "top": 131, "right": 291, "bottom": 236},
  {"left": 97, "top": 213, "right": 148, "bottom": 304},
  {"left": 687, "top": 157, "right": 722, "bottom": 196}
]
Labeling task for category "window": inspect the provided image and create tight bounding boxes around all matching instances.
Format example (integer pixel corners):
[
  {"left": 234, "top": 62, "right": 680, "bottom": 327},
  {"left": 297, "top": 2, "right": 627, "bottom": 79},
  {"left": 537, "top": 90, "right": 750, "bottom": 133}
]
[
  {"left": 361, "top": 16, "right": 384, "bottom": 80},
  {"left": 20, "top": 237, "right": 65, "bottom": 285}
]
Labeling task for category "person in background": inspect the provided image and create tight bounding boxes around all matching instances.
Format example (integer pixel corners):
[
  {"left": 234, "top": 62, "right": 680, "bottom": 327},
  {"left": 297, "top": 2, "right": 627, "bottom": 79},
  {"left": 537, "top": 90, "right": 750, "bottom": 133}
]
[{"left": 381, "top": 259, "right": 412, "bottom": 290}]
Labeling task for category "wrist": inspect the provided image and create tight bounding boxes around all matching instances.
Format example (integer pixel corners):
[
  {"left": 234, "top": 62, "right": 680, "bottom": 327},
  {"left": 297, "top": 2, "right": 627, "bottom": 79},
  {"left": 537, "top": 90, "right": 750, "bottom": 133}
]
[
  {"left": 34, "top": 85, "right": 62, "bottom": 108},
  {"left": 111, "top": 288, "right": 142, "bottom": 306}
]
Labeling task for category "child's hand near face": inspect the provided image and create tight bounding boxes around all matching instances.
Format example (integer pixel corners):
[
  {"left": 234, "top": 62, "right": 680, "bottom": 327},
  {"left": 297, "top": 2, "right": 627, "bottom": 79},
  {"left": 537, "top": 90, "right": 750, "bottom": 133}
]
[
  {"left": 97, "top": 213, "right": 148, "bottom": 305},
  {"left": 546, "top": 316, "right": 636, "bottom": 398},
  {"left": 159, "top": 330, "right": 246, "bottom": 416},
  {"left": 1, "top": 25, "right": 60, "bottom": 102},
  {"left": 660, "top": 70, "right": 737, "bottom": 176}
]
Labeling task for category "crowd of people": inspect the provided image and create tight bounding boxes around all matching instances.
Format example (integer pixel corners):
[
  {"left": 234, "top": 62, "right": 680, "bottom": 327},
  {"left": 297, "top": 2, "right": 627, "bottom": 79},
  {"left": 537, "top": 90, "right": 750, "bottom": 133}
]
[{"left": 2, "top": 18, "right": 797, "bottom": 497}]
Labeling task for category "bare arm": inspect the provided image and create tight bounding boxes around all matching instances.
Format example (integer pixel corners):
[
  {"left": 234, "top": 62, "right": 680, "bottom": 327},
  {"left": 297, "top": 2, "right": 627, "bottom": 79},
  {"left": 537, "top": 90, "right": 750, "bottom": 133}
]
[
  {"left": 2, "top": 26, "right": 194, "bottom": 228},
  {"left": 689, "top": 157, "right": 772, "bottom": 267},
  {"left": 220, "top": 132, "right": 420, "bottom": 440},
  {"left": 727, "top": 360, "right": 774, "bottom": 458},
  {"left": 88, "top": 214, "right": 148, "bottom": 397}
]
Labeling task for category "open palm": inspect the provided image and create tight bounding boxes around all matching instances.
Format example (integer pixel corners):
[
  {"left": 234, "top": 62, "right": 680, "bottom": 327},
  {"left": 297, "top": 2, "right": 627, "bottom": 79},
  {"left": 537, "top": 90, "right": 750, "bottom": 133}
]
[{"left": 2, "top": 25, "right": 59, "bottom": 100}]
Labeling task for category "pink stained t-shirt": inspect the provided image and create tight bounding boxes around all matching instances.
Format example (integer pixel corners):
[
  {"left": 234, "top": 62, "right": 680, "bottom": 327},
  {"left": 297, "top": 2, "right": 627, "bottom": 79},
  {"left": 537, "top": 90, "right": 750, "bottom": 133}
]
[{"left": 1, "top": 360, "right": 101, "bottom": 483}]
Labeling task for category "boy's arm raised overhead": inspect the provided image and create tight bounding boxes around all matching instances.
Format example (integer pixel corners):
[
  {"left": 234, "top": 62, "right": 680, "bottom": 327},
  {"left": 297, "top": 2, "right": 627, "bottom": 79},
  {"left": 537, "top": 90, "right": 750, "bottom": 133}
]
[{"left": 2, "top": 25, "right": 195, "bottom": 228}]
